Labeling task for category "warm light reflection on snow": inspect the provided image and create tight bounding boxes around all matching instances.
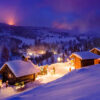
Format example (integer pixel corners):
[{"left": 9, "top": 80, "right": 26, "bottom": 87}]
[
  {"left": 36, "top": 72, "right": 61, "bottom": 84},
  {"left": 28, "top": 52, "right": 33, "bottom": 56},
  {"left": 36, "top": 61, "right": 75, "bottom": 84}
]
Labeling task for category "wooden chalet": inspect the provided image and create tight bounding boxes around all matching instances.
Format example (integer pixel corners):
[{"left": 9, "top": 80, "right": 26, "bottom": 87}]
[
  {"left": 0, "top": 60, "right": 40, "bottom": 85},
  {"left": 90, "top": 47, "right": 100, "bottom": 55},
  {"left": 70, "top": 51, "right": 100, "bottom": 69}
]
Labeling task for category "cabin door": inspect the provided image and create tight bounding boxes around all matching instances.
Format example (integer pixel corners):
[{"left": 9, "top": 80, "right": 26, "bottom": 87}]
[
  {"left": 33, "top": 74, "right": 35, "bottom": 81},
  {"left": 2, "top": 72, "right": 8, "bottom": 82}
]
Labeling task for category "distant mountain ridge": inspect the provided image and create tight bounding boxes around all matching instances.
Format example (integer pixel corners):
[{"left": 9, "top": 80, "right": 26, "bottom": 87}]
[
  {"left": 0, "top": 22, "right": 99, "bottom": 39},
  {"left": 0, "top": 23, "right": 71, "bottom": 39}
]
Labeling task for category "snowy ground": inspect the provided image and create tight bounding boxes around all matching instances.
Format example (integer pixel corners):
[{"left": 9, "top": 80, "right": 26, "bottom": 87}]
[
  {"left": 0, "top": 62, "right": 70, "bottom": 100},
  {"left": 0, "top": 34, "right": 35, "bottom": 46},
  {"left": 0, "top": 87, "right": 16, "bottom": 99},
  {"left": 0, "top": 80, "right": 41, "bottom": 99},
  {"left": 3, "top": 64, "right": 100, "bottom": 100},
  {"left": 36, "top": 63, "right": 70, "bottom": 84}
]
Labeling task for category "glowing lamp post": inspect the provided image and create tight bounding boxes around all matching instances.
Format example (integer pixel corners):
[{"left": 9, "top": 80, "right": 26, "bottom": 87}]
[
  {"left": 28, "top": 52, "right": 33, "bottom": 56},
  {"left": 57, "top": 57, "right": 62, "bottom": 62}
]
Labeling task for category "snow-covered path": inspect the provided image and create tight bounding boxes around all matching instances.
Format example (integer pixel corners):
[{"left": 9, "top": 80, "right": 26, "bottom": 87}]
[{"left": 36, "top": 63, "right": 70, "bottom": 84}]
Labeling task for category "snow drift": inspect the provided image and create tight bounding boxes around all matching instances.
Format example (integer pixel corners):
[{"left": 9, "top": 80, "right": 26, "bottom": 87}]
[{"left": 4, "top": 64, "right": 100, "bottom": 100}]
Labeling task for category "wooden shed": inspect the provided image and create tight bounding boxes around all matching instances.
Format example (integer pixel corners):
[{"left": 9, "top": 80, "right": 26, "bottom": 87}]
[
  {"left": 70, "top": 51, "right": 100, "bottom": 69},
  {"left": 90, "top": 47, "right": 100, "bottom": 55},
  {"left": 0, "top": 60, "right": 40, "bottom": 85}
]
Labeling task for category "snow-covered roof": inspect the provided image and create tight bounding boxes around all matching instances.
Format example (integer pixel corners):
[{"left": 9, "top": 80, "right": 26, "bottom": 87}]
[
  {"left": 71, "top": 51, "right": 100, "bottom": 60},
  {"left": 90, "top": 47, "right": 100, "bottom": 52},
  {"left": 0, "top": 60, "right": 40, "bottom": 77}
]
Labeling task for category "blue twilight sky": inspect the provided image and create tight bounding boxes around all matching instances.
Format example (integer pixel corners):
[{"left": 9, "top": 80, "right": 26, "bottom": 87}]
[{"left": 0, "top": 0, "right": 100, "bottom": 33}]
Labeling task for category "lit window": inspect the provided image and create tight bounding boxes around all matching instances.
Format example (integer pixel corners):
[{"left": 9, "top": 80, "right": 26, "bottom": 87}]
[{"left": 8, "top": 73, "right": 12, "bottom": 78}]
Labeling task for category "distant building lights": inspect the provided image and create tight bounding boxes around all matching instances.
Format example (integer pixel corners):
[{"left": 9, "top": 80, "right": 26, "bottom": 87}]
[
  {"left": 57, "top": 57, "right": 62, "bottom": 62},
  {"left": 28, "top": 52, "right": 33, "bottom": 56}
]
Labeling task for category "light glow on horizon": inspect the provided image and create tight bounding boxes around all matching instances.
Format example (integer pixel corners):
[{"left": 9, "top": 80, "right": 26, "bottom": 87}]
[{"left": 8, "top": 19, "right": 15, "bottom": 25}]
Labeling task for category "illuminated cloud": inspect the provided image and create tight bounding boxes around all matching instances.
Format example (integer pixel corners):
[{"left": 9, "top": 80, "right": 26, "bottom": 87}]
[{"left": 53, "top": 21, "right": 72, "bottom": 30}]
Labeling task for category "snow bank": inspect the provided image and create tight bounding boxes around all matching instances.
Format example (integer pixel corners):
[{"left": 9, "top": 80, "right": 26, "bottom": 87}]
[
  {"left": 0, "top": 87, "right": 16, "bottom": 99},
  {"left": 5, "top": 64, "right": 100, "bottom": 100},
  {"left": 0, "top": 81, "right": 41, "bottom": 100}
]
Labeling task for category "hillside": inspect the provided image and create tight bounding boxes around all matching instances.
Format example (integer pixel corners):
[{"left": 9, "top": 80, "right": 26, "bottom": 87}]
[
  {"left": 5, "top": 64, "right": 100, "bottom": 100},
  {"left": 0, "top": 23, "right": 98, "bottom": 48},
  {"left": 0, "top": 23, "right": 96, "bottom": 50},
  {"left": 0, "top": 23, "right": 100, "bottom": 66}
]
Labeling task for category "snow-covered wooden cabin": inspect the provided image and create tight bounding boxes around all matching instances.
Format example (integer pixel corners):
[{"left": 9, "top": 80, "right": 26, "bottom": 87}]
[
  {"left": 0, "top": 60, "right": 40, "bottom": 85},
  {"left": 70, "top": 51, "right": 100, "bottom": 69},
  {"left": 90, "top": 47, "right": 100, "bottom": 55}
]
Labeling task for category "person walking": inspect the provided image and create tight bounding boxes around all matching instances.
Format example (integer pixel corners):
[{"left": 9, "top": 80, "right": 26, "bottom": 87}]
[
  {"left": 6, "top": 80, "right": 8, "bottom": 88},
  {"left": 53, "top": 67, "right": 55, "bottom": 74}
]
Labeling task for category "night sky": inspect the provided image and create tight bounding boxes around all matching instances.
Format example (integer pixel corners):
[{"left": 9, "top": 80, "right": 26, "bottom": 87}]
[{"left": 0, "top": 0, "right": 100, "bottom": 33}]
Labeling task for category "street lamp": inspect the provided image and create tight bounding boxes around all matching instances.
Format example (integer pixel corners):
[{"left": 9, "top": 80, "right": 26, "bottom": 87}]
[{"left": 57, "top": 57, "right": 62, "bottom": 62}]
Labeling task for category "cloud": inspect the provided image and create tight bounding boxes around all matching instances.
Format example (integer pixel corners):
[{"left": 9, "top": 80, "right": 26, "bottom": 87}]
[
  {"left": 52, "top": 10, "right": 100, "bottom": 33},
  {"left": 53, "top": 21, "right": 72, "bottom": 30}
]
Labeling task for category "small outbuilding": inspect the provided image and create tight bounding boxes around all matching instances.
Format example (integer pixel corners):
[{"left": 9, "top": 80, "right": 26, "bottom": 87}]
[
  {"left": 0, "top": 60, "right": 40, "bottom": 85},
  {"left": 90, "top": 47, "right": 100, "bottom": 55},
  {"left": 70, "top": 51, "right": 100, "bottom": 69}
]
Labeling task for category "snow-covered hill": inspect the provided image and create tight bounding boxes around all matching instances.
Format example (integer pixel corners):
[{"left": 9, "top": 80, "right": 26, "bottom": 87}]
[
  {"left": 0, "top": 23, "right": 100, "bottom": 66},
  {"left": 0, "top": 23, "right": 97, "bottom": 49},
  {"left": 4, "top": 64, "right": 100, "bottom": 100},
  {"left": 0, "top": 23, "right": 87, "bottom": 46},
  {"left": 0, "top": 23, "right": 92, "bottom": 66}
]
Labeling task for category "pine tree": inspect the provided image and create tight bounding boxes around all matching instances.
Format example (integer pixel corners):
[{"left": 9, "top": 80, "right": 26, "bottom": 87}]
[
  {"left": 51, "top": 55, "right": 55, "bottom": 64},
  {"left": 62, "top": 53, "right": 65, "bottom": 62}
]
